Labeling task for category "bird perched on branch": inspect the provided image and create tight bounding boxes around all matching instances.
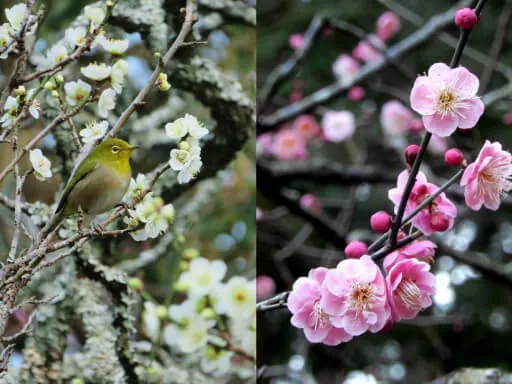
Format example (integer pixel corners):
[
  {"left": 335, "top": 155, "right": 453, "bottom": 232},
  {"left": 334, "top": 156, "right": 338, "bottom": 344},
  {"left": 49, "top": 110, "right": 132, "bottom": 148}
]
[{"left": 42, "top": 138, "right": 137, "bottom": 236}]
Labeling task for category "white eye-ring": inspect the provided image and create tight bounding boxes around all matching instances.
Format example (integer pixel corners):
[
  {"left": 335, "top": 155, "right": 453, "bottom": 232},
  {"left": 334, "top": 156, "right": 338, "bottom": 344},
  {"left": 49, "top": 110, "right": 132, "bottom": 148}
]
[{"left": 111, "top": 146, "right": 120, "bottom": 154}]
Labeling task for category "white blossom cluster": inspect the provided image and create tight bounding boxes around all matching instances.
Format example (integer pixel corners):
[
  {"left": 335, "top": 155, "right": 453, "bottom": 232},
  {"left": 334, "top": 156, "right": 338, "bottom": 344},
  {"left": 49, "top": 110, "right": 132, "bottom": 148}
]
[
  {"left": 141, "top": 254, "right": 256, "bottom": 379},
  {"left": 0, "top": 3, "right": 38, "bottom": 59},
  {"left": 123, "top": 174, "right": 176, "bottom": 242},
  {"left": 1, "top": 86, "right": 40, "bottom": 127},
  {"left": 166, "top": 114, "right": 209, "bottom": 184}
]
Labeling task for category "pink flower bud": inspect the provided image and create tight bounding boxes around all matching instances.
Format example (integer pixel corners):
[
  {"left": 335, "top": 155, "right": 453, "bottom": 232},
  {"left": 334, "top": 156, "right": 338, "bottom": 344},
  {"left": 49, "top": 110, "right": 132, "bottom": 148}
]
[
  {"left": 376, "top": 11, "right": 401, "bottom": 41},
  {"left": 289, "top": 33, "right": 305, "bottom": 50},
  {"left": 370, "top": 211, "right": 392, "bottom": 233},
  {"left": 405, "top": 144, "right": 420, "bottom": 166},
  {"left": 256, "top": 275, "right": 276, "bottom": 301},
  {"left": 344, "top": 241, "right": 368, "bottom": 258},
  {"left": 503, "top": 112, "right": 512, "bottom": 126},
  {"left": 454, "top": 8, "right": 479, "bottom": 30},
  {"left": 444, "top": 148, "right": 465, "bottom": 166},
  {"left": 348, "top": 86, "right": 365, "bottom": 101}
]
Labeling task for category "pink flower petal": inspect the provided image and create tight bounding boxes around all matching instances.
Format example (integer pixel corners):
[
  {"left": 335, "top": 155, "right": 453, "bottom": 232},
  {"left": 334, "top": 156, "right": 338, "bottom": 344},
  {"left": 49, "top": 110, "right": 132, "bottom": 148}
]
[
  {"left": 452, "top": 66, "right": 480, "bottom": 98},
  {"left": 457, "top": 98, "right": 484, "bottom": 129},
  {"left": 410, "top": 77, "right": 437, "bottom": 115},
  {"left": 422, "top": 113, "right": 459, "bottom": 137}
]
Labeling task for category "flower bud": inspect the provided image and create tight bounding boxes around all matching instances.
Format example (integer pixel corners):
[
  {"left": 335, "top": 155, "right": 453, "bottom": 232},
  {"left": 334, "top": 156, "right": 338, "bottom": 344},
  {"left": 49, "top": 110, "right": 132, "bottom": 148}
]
[
  {"left": 201, "top": 308, "right": 216, "bottom": 320},
  {"left": 444, "top": 148, "right": 465, "bottom": 167},
  {"left": 348, "top": 86, "right": 365, "bottom": 101},
  {"left": 454, "top": 8, "right": 478, "bottom": 29},
  {"left": 344, "top": 241, "right": 368, "bottom": 258},
  {"left": 299, "top": 193, "right": 322, "bottom": 214},
  {"left": 106, "top": 0, "right": 114, "bottom": 7},
  {"left": 127, "top": 277, "right": 144, "bottom": 292},
  {"left": 173, "top": 280, "right": 189, "bottom": 292},
  {"left": 161, "top": 204, "right": 175, "bottom": 221},
  {"left": 183, "top": 248, "right": 199, "bottom": 260},
  {"left": 405, "top": 144, "right": 420, "bottom": 166},
  {"left": 51, "top": 90, "right": 59, "bottom": 98},
  {"left": 15, "top": 86, "right": 26, "bottom": 96},
  {"left": 503, "top": 112, "right": 512, "bottom": 126},
  {"left": 71, "top": 379, "right": 85, "bottom": 384},
  {"left": 179, "top": 260, "right": 188, "bottom": 271},
  {"left": 370, "top": 211, "right": 392, "bottom": 233},
  {"left": 154, "top": 51, "right": 161, "bottom": 59},
  {"left": 44, "top": 81, "right": 55, "bottom": 91},
  {"left": 176, "top": 234, "right": 185, "bottom": 244},
  {"left": 55, "top": 74, "right": 64, "bottom": 84},
  {"left": 155, "top": 305, "right": 168, "bottom": 321}
]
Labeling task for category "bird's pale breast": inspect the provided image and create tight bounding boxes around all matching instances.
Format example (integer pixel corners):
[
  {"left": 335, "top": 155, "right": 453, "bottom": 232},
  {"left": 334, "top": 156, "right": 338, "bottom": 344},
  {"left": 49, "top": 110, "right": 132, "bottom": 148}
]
[{"left": 66, "top": 164, "right": 131, "bottom": 215}]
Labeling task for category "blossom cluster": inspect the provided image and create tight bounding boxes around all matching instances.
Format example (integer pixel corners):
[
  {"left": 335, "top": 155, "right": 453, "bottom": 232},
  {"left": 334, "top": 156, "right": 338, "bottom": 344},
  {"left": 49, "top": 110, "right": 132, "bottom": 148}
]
[
  {"left": 166, "top": 114, "right": 209, "bottom": 184},
  {"left": 288, "top": 241, "right": 436, "bottom": 345},
  {"left": 0, "top": 4, "right": 37, "bottom": 59},
  {"left": 140, "top": 254, "right": 255, "bottom": 379}
]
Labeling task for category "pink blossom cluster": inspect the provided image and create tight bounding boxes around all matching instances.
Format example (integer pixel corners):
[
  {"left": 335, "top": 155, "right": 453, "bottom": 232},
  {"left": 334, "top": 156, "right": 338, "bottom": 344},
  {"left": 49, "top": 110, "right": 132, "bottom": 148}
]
[
  {"left": 288, "top": 245, "right": 435, "bottom": 345},
  {"left": 257, "top": 114, "right": 321, "bottom": 160}
]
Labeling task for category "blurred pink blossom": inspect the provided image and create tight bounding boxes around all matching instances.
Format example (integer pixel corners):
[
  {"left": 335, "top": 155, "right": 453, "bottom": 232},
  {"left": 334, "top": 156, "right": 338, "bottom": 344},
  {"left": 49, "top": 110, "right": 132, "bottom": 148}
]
[
  {"left": 409, "top": 118, "right": 424, "bottom": 133},
  {"left": 272, "top": 129, "right": 308, "bottom": 160},
  {"left": 292, "top": 115, "right": 321, "bottom": 141},
  {"left": 332, "top": 54, "right": 360, "bottom": 84},
  {"left": 380, "top": 100, "right": 413, "bottom": 136},
  {"left": 388, "top": 170, "right": 457, "bottom": 235},
  {"left": 503, "top": 112, "right": 512, "bottom": 126},
  {"left": 410, "top": 63, "right": 484, "bottom": 137},
  {"left": 348, "top": 86, "right": 365, "bottom": 101},
  {"left": 352, "top": 35, "right": 384, "bottom": 63},
  {"left": 376, "top": 11, "right": 401, "bottom": 41},
  {"left": 321, "top": 110, "right": 355, "bottom": 142},
  {"left": 427, "top": 134, "right": 449, "bottom": 155},
  {"left": 321, "top": 255, "right": 390, "bottom": 336},
  {"left": 256, "top": 275, "right": 276, "bottom": 301},
  {"left": 289, "top": 33, "right": 305, "bottom": 50},
  {"left": 299, "top": 193, "right": 323, "bottom": 214},
  {"left": 461, "top": 140, "right": 512, "bottom": 210},
  {"left": 288, "top": 267, "right": 353, "bottom": 345},
  {"left": 386, "top": 259, "right": 435, "bottom": 321},
  {"left": 383, "top": 239, "right": 437, "bottom": 272},
  {"left": 256, "top": 133, "right": 274, "bottom": 155}
]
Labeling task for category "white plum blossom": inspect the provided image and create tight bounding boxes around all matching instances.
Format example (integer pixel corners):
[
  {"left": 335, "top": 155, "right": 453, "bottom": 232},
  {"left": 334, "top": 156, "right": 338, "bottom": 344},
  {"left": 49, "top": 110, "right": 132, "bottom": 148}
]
[
  {"left": 5, "top": 3, "right": 26, "bottom": 32},
  {"left": 164, "top": 316, "right": 215, "bottom": 354},
  {"left": 79, "top": 120, "right": 108, "bottom": 143},
  {"left": 81, "top": 62, "right": 111, "bottom": 81},
  {"left": 176, "top": 156, "right": 202, "bottom": 184},
  {"left": 0, "top": 23, "right": 13, "bottom": 59},
  {"left": 0, "top": 96, "right": 18, "bottom": 127},
  {"left": 142, "top": 301, "right": 161, "bottom": 341},
  {"left": 165, "top": 119, "right": 188, "bottom": 140},
  {"left": 177, "top": 257, "right": 227, "bottom": 297},
  {"left": 123, "top": 173, "right": 149, "bottom": 204},
  {"left": 201, "top": 347, "right": 233, "bottom": 376},
  {"left": 126, "top": 194, "right": 175, "bottom": 241},
  {"left": 64, "top": 79, "right": 91, "bottom": 106},
  {"left": 169, "top": 149, "right": 191, "bottom": 171},
  {"left": 97, "top": 88, "right": 116, "bottom": 117},
  {"left": 44, "top": 43, "right": 68, "bottom": 66},
  {"left": 101, "top": 38, "right": 129, "bottom": 55},
  {"left": 29, "top": 149, "right": 52, "bottom": 181},
  {"left": 84, "top": 5, "right": 105, "bottom": 31},
  {"left": 185, "top": 114, "right": 209, "bottom": 139},
  {"left": 26, "top": 90, "right": 40, "bottom": 119},
  {"left": 214, "top": 277, "right": 255, "bottom": 319},
  {"left": 65, "top": 27, "right": 87, "bottom": 47},
  {"left": 111, "top": 59, "right": 128, "bottom": 93}
]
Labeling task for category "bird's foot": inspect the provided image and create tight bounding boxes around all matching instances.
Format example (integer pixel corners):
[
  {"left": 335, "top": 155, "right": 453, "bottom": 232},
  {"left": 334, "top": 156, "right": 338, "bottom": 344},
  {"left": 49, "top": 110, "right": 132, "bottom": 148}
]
[{"left": 90, "top": 222, "right": 105, "bottom": 236}]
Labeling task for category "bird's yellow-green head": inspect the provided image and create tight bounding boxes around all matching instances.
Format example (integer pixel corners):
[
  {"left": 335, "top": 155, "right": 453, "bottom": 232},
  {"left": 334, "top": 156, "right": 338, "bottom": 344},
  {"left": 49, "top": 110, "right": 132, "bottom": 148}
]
[{"left": 89, "top": 138, "right": 137, "bottom": 172}]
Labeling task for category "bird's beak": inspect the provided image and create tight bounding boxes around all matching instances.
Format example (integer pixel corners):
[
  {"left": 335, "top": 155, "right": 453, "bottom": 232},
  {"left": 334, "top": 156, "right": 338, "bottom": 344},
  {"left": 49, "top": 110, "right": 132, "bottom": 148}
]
[{"left": 130, "top": 145, "right": 140, "bottom": 151}]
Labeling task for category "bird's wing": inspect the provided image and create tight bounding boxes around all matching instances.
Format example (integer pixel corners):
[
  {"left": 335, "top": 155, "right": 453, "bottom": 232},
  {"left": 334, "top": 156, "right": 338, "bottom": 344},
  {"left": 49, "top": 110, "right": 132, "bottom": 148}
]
[{"left": 55, "top": 155, "right": 98, "bottom": 214}]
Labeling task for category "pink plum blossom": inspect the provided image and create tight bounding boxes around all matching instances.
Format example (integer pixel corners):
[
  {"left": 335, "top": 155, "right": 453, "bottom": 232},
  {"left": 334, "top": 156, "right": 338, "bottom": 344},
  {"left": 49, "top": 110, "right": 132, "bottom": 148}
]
[
  {"left": 256, "top": 133, "right": 273, "bottom": 155},
  {"left": 352, "top": 35, "right": 384, "bottom": 63},
  {"left": 410, "top": 63, "right": 484, "bottom": 137},
  {"left": 321, "top": 255, "right": 390, "bottom": 336},
  {"left": 383, "top": 239, "right": 437, "bottom": 272},
  {"left": 321, "top": 110, "right": 355, "bottom": 142},
  {"left": 332, "top": 54, "right": 360, "bottom": 84},
  {"left": 386, "top": 259, "right": 435, "bottom": 321},
  {"left": 272, "top": 129, "right": 307, "bottom": 160},
  {"left": 287, "top": 267, "right": 353, "bottom": 345},
  {"left": 388, "top": 170, "right": 457, "bottom": 235},
  {"left": 461, "top": 140, "right": 512, "bottom": 210},
  {"left": 427, "top": 134, "right": 449, "bottom": 155},
  {"left": 292, "top": 115, "right": 321, "bottom": 141},
  {"left": 380, "top": 100, "right": 413, "bottom": 136},
  {"left": 376, "top": 11, "right": 401, "bottom": 41},
  {"left": 289, "top": 33, "right": 305, "bottom": 50}
]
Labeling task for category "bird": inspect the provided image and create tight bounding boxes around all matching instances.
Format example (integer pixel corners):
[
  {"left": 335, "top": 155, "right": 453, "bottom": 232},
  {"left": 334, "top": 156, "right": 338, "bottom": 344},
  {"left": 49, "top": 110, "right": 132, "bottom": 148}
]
[{"left": 42, "top": 138, "right": 137, "bottom": 236}]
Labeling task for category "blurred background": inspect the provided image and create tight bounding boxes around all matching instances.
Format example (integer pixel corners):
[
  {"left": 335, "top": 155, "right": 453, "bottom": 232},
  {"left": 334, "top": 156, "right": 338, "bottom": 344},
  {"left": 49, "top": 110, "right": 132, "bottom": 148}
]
[{"left": 257, "top": 0, "right": 512, "bottom": 383}]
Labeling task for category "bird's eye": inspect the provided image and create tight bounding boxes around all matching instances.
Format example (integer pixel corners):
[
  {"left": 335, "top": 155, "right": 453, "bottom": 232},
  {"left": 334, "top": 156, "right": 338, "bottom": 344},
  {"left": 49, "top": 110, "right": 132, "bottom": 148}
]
[{"left": 111, "top": 146, "right": 120, "bottom": 154}]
